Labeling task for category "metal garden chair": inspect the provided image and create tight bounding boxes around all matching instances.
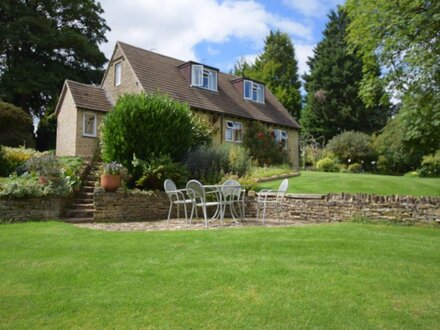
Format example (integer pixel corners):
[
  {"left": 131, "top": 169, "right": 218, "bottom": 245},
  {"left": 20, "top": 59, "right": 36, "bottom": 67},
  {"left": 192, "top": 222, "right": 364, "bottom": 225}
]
[
  {"left": 256, "top": 179, "right": 289, "bottom": 224},
  {"left": 164, "top": 179, "right": 193, "bottom": 226},
  {"left": 186, "top": 180, "right": 224, "bottom": 228},
  {"left": 221, "top": 179, "right": 245, "bottom": 222}
]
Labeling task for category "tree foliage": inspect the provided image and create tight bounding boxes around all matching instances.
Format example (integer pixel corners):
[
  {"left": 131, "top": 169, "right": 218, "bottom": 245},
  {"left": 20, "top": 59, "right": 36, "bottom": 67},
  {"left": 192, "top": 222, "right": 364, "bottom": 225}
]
[
  {"left": 232, "top": 31, "right": 302, "bottom": 119},
  {"left": 301, "top": 7, "right": 390, "bottom": 142},
  {"left": 0, "top": 101, "right": 34, "bottom": 148},
  {"left": 101, "top": 93, "right": 212, "bottom": 170},
  {"left": 36, "top": 106, "right": 57, "bottom": 151},
  {"left": 346, "top": 0, "right": 440, "bottom": 160},
  {"left": 0, "top": 0, "right": 110, "bottom": 117}
]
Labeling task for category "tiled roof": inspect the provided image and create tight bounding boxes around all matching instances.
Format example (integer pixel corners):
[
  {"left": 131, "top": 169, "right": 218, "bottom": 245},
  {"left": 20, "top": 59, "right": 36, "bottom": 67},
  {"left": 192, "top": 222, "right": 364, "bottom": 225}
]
[
  {"left": 66, "top": 80, "right": 111, "bottom": 113},
  {"left": 118, "top": 42, "right": 300, "bottom": 129}
]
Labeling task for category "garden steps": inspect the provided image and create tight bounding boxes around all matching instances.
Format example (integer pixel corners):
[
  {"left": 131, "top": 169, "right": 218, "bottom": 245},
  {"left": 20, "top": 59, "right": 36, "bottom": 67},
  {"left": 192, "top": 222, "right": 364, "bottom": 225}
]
[{"left": 63, "top": 160, "right": 102, "bottom": 223}]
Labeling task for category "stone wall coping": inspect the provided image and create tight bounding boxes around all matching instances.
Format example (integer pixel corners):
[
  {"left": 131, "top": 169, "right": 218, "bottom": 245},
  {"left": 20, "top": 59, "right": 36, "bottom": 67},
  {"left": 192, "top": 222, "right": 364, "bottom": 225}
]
[{"left": 255, "top": 172, "right": 300, "bottom": 183}]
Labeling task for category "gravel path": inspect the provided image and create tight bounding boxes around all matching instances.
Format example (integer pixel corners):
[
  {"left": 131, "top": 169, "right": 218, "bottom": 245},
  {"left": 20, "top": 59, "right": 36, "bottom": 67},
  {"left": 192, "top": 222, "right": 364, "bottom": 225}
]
[{"left": 75, "top": 218, "right": 315, "bottom": 232}]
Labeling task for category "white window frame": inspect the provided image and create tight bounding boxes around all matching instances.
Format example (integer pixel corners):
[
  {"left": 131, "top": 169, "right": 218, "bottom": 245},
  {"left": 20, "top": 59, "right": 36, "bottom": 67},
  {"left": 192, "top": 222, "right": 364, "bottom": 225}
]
[
  {"left": 225, "top": 120, "right": 243, "bottom": 143},
  {"left": 243, "top": 79, "right": 264, "bottom": 103},
  {"left": 191, "top": 64, "right": 217, "bottom": 91},
  {"left": 115, "top": 62, "right": 122, "bottom": 86},
  {"left": 83, "top": 112, "right": 97, "bottom": 137},
  {"left": 274, "top": 129, "right": 288, "bottom": 150}
]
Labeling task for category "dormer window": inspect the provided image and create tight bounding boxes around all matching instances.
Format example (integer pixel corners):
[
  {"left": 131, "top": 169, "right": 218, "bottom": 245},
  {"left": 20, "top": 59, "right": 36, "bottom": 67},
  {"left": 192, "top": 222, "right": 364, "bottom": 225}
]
[
  {"left": 244, "top": 80, "right": 264, "bottom": 103},
  {"left": 191, "top": 64, "right": 217, "bottom": 91}
]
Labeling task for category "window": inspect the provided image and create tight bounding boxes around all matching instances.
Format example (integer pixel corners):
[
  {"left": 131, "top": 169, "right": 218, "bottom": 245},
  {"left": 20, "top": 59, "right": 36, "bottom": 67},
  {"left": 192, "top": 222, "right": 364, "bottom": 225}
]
[
  {"left": 274, "top": 129, "right": 288, "bottom": 150},
  {"left": 243, "top": 80, "right": 264, "bottom": 103},
  {"left": 115, "top": 62, "right": 121, "bottom": 86},
  {"left": 191, "top": 64, "right": 217, "bottom": 91},
  {"left": 225, "top": 121, "right": 243, "bottom": 143},
  {"left": 83, "top": 112, "right": 97, "bottom": 137}
]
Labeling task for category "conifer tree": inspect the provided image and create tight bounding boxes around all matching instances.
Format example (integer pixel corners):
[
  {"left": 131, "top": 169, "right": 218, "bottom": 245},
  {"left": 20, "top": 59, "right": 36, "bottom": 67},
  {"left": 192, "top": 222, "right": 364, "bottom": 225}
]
[{"left": 301, "top": 7, "right": 390, "bottom": 142}]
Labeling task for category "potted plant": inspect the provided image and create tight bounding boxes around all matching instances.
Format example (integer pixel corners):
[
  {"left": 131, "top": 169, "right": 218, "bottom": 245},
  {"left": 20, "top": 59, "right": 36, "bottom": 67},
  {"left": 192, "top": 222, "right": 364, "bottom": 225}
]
[{"left": 100, "top": 162, "right": 124, "bottom": 192}]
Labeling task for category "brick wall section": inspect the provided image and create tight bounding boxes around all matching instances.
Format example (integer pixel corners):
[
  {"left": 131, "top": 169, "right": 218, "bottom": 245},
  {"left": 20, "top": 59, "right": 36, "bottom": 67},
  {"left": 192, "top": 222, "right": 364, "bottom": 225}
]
[
  {"left": 93, "top": 189, "right": 440, "bottom": 224},
  {"left": 0, "top": 197, "right": 70, "bottom": 222}
]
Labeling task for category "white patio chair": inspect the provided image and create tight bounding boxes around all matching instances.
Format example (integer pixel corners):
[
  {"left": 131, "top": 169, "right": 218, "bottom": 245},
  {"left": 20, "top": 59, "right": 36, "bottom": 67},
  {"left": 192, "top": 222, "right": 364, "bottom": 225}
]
[
  {"left": 256, "top": 179, "right": 289, "bottom": 224},
  {"left": 221, "top": 179, "right": 245, "bottom": 222},
  {"left": 164, "top": 179, "right": 193, "bottom": 226},
  {"left": 186, "top": 180, "right": 224, "bottom": 228}
]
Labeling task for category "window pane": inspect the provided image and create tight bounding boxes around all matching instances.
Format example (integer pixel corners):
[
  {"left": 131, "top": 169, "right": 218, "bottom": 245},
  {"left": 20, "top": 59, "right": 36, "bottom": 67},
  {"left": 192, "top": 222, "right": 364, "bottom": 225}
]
[
  {"left": 244, "top": 81, "right": 251, "bottom": 99},
  {"left": 225, "top": 128, "right": 233, "bottom": 141},
  {"left": 115, "top": 63, "right": 121, "bottom": 86},
  {"left": 84, "top": 113, "right": 96, "bottom": 136},
  {"left": 192, "top": 65, "right": 203, "bottom": 86}
]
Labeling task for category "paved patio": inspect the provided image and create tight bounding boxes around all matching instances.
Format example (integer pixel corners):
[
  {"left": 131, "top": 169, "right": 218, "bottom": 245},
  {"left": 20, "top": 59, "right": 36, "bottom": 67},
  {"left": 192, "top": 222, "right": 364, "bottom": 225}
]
[{"left": 75, "top": 218, "right": 315, "bottom": 232}]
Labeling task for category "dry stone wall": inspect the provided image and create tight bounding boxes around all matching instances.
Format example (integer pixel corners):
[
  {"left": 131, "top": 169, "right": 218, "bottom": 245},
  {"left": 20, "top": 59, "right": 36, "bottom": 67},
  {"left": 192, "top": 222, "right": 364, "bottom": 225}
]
[
  {"left": 0, "top": 197, "right": 70, "bottom": 222},
  {"left": 92, "top": 189, "right": 440, "bottom": 224}
]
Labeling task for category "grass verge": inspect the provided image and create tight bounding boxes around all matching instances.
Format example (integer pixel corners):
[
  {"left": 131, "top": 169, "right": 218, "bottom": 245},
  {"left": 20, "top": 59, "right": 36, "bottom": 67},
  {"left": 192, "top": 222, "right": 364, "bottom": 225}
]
[{"left": 1, "top": 221, "right": 440, "bottom": 328}]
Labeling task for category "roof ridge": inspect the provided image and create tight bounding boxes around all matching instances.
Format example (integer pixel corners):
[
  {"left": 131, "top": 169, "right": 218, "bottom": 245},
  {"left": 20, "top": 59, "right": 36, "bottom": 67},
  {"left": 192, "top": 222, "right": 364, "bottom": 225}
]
[
  {"left": 117, "top": 41, "right": 186, "bottom": 65},
  {"left": 65, "top": 79, "right": 104, "bottom": 90}
]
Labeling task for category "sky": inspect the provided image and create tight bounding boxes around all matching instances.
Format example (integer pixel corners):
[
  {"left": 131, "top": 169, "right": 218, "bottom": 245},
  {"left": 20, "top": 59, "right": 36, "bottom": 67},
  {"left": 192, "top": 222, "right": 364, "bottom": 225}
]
[{"left": 98, "top": 0, "right": 344, "bottom": 76}]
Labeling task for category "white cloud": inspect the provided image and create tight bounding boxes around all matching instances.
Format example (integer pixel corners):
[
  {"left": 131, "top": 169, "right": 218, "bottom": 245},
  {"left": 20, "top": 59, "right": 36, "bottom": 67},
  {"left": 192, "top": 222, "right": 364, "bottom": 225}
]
[
  {"left": 206, "top": 46, "right": 219, "bottom": 56},
  {"left": 99, "top": 0, "right": 312, "bottom": 62},
  {"left": 295, "top": 43, "right": 315, "bottom": 75},
  {"left": 282, "top": 0, "right": 344, "bottom": 18}
]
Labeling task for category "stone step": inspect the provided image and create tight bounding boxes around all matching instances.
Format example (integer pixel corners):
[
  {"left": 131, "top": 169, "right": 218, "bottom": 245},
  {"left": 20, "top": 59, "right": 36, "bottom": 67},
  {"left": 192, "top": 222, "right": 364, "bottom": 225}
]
[
  {"left": 84, "top": 180, "right": 97, "bottom": 186},
  {"left": 81, "top": 186, "right": 95, "bottom": 192},
  {"left": 77, "top": 192, "right": 94, "bottom": 199},
  {"left": 66, "top": 209, "right": 94, "bottom": 218},
  {"left": 71, "top": 203, "right": 94, "bottom": 209},
  {"left": 86, "top": 175, "right": 98, "bottom": 181},
  {"left": 75, "top": 198, "right": 93, "bottom": 204}
]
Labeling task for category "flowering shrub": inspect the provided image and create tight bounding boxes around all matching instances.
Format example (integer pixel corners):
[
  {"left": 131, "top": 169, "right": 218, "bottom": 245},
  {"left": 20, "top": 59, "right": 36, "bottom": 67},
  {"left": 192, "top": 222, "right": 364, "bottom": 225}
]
[{"left": 243, "top": 121, "right": 289, "bottom": 166}]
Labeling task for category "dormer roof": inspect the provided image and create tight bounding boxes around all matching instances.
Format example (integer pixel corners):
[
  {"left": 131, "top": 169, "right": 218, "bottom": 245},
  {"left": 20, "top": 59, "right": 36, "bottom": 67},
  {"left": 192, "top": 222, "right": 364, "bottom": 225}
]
[{"left": 116, "top": 41, "right": 300, "bottom": 129}]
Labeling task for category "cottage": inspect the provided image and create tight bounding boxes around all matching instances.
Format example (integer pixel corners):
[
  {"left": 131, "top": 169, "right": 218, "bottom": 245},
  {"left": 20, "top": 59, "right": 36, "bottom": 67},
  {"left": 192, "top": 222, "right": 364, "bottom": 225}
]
[{"left": 55, "top": 41, "right": 300, "bottom": 168}]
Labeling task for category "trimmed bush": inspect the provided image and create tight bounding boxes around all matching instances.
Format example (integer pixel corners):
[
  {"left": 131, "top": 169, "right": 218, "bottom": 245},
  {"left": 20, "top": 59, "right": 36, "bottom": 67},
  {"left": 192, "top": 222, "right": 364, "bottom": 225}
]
[
  {"left": 348, "top": 163, "right": 362, "bottom": 173},
  {"left": 327, "top": 131, "right": 374, "bottom": 168},
  {"left": 228, "top": 145, "right": 251, "bottom": 177},
  {"left": 316, "top": 157, "right": 339, "bottom": 172},
  {"left": 0, "top": 101, "right": 35, "bottom": 148},
  {"left": 101, "top": 92, "right": 211, "bottom": 169},
  {"left": 418, "top": 151, "right": 440, "bottom": 177}
]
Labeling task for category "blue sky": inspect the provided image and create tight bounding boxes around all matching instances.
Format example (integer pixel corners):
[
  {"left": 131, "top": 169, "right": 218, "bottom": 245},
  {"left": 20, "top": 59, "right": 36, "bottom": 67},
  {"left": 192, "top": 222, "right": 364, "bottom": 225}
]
[{"left": 99, "top": 0, "right": 344, "bottom": 75}]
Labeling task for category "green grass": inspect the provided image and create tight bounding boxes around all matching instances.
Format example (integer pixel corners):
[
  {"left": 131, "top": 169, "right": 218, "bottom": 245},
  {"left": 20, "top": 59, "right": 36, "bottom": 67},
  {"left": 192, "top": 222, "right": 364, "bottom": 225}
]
[
  {"left": 259, "top": 171, "right": 440, "bottom": 196},
  {"left": 1, "top": 221, "right": 440, "bottom": 328}
]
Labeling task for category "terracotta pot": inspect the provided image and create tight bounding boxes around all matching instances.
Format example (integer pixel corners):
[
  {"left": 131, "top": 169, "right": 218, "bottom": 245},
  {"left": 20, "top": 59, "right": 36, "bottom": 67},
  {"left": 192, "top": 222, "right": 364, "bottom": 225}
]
[
  {"left": 100, "top": 174, "right": 121, "bottom": 192},
  {"left": 38, "top": 176, "right": 49, "bottom": 185}
]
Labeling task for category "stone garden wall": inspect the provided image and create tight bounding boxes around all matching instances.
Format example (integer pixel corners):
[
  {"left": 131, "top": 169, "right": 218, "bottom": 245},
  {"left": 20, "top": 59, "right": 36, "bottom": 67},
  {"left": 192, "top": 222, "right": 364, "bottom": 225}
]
[
  {"left": 245, "top": 193, "right": 440, "bottom": 224},
  {"left": 0, "top": 197, "right": 71, "bottom": 222},
  {"left": 92, "top": 189, "right": 440, "bottom": 224}
]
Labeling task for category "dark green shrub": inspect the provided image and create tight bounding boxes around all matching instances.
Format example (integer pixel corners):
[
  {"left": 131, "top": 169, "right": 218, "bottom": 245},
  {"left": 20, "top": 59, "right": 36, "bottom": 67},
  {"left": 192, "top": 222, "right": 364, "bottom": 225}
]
[
  {"left": 348, "top": 163, "right": 362, "bottom": 173},
  {"left": 327, "top": 131, "right": 374, "bottom": 168},
  {"left": 418, "top": 151, "right": 440, "bottom": 177},
  {"left": 243, "top": 121, "right": 289, "bottom": 166},
  {"left": 101, "top": 92, "right": 211, "bottom": 169},
  {"left": 132, "top": 155, "right": 188, "bottom": 190},
  {"left": 183, "top": 146, "right": 230, "bottom": 184},
  {"left": 0, "top": 146, "right": 8, "bottom": 176},
  {"left": 0, "top": 101, "right": 35, "bottom": 148},
  {"left": 316, "top": 157, "right": 339, "bottom": 172}
]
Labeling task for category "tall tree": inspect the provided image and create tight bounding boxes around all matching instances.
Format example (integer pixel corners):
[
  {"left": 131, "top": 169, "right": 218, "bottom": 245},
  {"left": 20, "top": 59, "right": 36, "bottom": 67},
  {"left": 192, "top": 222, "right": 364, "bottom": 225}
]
[
  {"left": 346, "top": 0, "right": 440, "bottom": 156},
  {"left": 0, "top": 0, "right": 110, "bottom": 117},
  {"left": 301, "top": 7, "right": 390, "bottom": 142},
  {"left": 232, "top": 31, "right": 302, "bottom": 120}
]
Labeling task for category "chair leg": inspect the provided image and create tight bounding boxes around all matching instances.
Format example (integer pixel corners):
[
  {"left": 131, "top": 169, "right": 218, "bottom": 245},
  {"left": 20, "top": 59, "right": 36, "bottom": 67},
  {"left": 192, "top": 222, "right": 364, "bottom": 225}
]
[
  {"left": 202, "top": 206, "right": 208, "bottom": 228},
  {"left": 256, "top": 203, "right": 260, "bottom": 223},
  {"left": 262, "top": 202, "right": 267, "bottom": 225},
  {"left": 167, "top": 202, "right": 173, "bottom": 226},
  {"left": 183, "top": 202, "right": 188, "bottom": 226},
  {"left": 189, "top": 203, "right": 195, "bottom": 227},
  {"left": 177, "top": 203, "right": 180, "bottom": 220}
]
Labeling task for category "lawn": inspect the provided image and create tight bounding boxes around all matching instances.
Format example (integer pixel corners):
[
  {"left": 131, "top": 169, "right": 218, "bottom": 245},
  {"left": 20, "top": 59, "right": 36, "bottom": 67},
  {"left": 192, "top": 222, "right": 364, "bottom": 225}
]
[
  {"left": 258, "top": 171, "right": 440, "bottom": 196},
  {"left": 1, "top": 222, "right": 440, "bottom": 328}
]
